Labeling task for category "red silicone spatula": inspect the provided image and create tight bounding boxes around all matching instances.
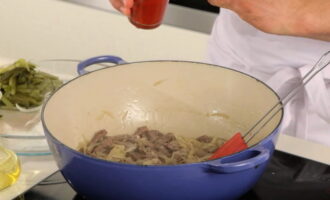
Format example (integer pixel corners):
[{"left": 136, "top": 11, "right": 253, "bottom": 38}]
[
  {"left": 209, "top": 51, "right": 330, "bottom": 160},
  {"left": 208, "top": 132, "right": 247, "bottom": 159}
]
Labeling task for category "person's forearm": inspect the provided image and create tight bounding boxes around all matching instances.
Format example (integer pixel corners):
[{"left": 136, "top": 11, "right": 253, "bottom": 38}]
[
  {"left": 208, "top": 0, "right": 330, "bottom": 42},
  {"left": 291, "top": 0, "right": 330, "bottom": 41}
]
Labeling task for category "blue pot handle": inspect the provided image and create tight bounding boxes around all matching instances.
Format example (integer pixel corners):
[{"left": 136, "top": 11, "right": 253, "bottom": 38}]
[
  {"left": 205, "top": 146, "right": 270, "bottom": 174},
  {"left": 77, "top": 55, "right": 126, "bottom": 75}
]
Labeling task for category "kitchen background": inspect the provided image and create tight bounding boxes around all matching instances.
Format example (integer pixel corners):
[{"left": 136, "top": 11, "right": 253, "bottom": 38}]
[
  {"left": 1, "top": 1, "right": 330, "bottom": 199},
  {"left": 65, "top": 0, "right": 219, "bottom": 33}
]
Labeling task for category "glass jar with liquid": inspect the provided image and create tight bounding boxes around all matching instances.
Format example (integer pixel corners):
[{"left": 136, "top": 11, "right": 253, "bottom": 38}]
[
  {"left": 129, "top": 0, "right": 169, "bottom": 29},
  {"left": 0, "top": 146, "right": 21, "bottom": 190}
]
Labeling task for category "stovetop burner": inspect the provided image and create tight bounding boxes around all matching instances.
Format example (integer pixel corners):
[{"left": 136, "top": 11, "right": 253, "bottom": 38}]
[{"left": 20, "top": 151, "right": 330, "bottom": 200}]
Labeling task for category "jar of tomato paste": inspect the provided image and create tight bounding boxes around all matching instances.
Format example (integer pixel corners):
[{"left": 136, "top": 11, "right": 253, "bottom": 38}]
[{"left": 129, "top": 0, "right": 169, "bottom": 29}]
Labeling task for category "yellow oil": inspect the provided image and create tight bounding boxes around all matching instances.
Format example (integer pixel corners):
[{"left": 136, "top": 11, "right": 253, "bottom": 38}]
[{"left": 0, "top": 146, "right": 21, "bottom": 190}]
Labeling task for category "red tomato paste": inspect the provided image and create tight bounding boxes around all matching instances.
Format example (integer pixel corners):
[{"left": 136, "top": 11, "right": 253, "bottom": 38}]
[{"left": 130, "top": 0, "right": 169, "bottom": 29}]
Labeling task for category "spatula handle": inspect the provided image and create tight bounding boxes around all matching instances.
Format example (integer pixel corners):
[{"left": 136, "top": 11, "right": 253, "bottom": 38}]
[{"left": 244, "top": 50, "right": 330, "bottom": 143}]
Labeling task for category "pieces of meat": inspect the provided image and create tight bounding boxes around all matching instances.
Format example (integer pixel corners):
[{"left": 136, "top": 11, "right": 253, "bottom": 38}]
[
  {"left": 91, "top": 137, "right": 113, "bottom": 157},
  {"left": 165, "top": 140, "right": 181, "bottom": 152},
  {"left": 196, "top": 135, "right": 213, "bottom": 143},
  {"left": 81, "top": 126, "right": 223, "bottom": 165},
  {"left": 134, "top": 126, "right": 148, "bottom": 136},
  {"left": 126, "top": 148, "right": 147, "bottom": 161},
  {"left": 80, "top": 129, "right": 108, "bottom": 155},
  {"left": 90, "top": 129, "right": 107, "bottom": 144}
]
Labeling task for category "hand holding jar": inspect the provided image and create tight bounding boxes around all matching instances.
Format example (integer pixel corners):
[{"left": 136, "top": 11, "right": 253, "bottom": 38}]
[{"left": 109, "top": 0, "right": 169, "bottom": 29}]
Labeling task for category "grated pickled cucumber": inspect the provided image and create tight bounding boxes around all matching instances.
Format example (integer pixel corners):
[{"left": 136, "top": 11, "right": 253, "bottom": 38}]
[{"left": 0, "top": 59, "right": 62, "bottom": 110}]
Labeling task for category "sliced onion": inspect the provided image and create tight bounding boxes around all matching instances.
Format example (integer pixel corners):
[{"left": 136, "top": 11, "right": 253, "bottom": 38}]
[{"left": 15, "top": 104, "right": 42, "bottom": 113}]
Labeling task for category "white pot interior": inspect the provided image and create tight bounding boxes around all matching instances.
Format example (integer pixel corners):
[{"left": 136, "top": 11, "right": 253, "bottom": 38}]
[{"left": 43, "top": 61, "right": 282, "bottom": 150}]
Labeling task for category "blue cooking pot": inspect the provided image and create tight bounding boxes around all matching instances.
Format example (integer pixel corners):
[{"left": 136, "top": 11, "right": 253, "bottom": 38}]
[{"left": 42, "top": 55, "right": 283, "bottom": 200}]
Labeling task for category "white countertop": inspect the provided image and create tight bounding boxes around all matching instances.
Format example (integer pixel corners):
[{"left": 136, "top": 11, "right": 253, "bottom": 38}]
[{"left": 0, "top": 0, "right": 329, "bottom": 199}]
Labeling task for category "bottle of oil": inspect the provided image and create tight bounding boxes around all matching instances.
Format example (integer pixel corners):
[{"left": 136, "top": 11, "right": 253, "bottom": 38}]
[{"left": 0, "top": 146, "right": 21, "bottom": 190}]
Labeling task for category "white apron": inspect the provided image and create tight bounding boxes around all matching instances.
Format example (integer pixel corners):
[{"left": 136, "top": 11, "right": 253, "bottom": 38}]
[{"left": 207, "top": 9, "right": 330, "bottom": 146}]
